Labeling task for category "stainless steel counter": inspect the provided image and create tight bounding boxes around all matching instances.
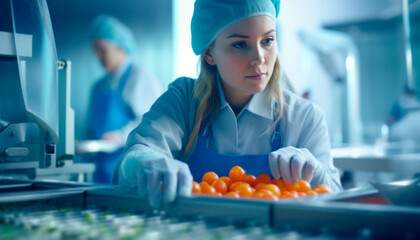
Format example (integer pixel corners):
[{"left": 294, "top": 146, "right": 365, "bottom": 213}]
[{"left": 332, "top": 141, "right": 420, "bottom": 175}]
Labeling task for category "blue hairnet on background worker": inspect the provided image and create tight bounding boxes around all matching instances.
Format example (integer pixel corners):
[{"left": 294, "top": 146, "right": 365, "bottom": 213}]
[
  {"left": 113, "top": 0, "right": 342, "bottom": 207},
  {"left": 87, "top": 14, "right": 162, "bottom": 183}
]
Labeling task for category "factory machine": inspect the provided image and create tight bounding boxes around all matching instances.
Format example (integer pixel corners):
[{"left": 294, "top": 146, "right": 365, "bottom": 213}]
[{"left": 1, "top": 0, "right": 420, "bottom": 239}]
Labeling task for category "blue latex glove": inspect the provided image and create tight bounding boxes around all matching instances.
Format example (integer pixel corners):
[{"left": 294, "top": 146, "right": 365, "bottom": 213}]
[
  {"left": 268, "top": 146, "right": 321, "bottom": 183},
  {"left": 123, "top": 150, "right": 193, "bottom": 208}
]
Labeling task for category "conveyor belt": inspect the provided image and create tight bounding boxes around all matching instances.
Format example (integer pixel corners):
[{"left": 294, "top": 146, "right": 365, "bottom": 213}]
[
  {"left": 0, "top": 201, "right": 302, "bottom": 240},
  {"left": 0, "top": 180, "right": 419, "bottom": 239}
]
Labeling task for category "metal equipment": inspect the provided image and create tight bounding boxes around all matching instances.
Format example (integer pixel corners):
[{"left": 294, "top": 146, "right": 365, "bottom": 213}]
[
  {"left": 298, "top": 29, "right": 362, "bottom": 145},
  {"left": 332, "top": 141, "right": 420, "bottom": 175},
  {"left": 0, "top": 0, "right": 76, "bottom": 179}
]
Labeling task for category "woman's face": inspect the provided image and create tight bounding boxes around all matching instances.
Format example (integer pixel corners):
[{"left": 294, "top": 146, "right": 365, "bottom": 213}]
[{"left": 208, "top": 16, "right": 278, "bottom": 105}]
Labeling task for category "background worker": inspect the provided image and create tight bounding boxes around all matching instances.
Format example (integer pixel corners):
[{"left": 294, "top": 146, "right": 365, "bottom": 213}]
[{"left": 87, "top": 14, "right": 162, "bottom": 183}]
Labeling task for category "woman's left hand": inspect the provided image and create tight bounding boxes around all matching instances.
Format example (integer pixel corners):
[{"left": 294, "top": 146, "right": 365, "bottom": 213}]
[{"left": 268, "top": 146, "right": 320, "bottom": 183}]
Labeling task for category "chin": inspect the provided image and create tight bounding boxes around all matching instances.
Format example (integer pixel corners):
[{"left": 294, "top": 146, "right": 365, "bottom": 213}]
[
  {"left": 252, "top": 81, "right": 269, "bottom": 93},
  {"left": 247, "top": 86, "right": 265, "bottom": 95}
]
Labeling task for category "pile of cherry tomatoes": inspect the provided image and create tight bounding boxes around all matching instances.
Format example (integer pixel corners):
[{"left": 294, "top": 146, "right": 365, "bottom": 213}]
[{"left": 192, "top": 166, "right": 332, "bottom": 200}]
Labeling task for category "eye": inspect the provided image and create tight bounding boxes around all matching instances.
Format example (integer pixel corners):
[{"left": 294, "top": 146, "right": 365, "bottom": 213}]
[
  {"left": 232, "top": 41, "right": 247, "bottom": 49},
  {"left": 262, "top": 37, "right": 274, "bottom": 46}
]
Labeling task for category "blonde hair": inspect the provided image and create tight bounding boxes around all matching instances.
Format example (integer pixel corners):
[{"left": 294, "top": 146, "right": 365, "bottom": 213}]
[{"left": 184, "top": 55, "right": 285, "bottom": 155}]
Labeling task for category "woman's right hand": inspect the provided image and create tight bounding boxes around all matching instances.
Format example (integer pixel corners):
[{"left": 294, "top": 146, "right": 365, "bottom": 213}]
[{"left": 123, "top": 150, "right": 193, "bottom": 208}]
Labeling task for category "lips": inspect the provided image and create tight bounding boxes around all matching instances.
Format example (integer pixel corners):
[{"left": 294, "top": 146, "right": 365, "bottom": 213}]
[{"left": 246, "top": 73, "right": 266, "bottom": 80}]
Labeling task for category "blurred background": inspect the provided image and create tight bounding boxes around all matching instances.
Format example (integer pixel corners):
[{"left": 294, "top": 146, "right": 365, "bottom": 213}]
[
  {"left": 47, "top": 0, "right": 420, "bottom": 186},
  {"left": 2, "top": 0, "right": 419, "bottom": 186},
  {"left": 35, "top": 0, "right": 419, "bottom": 146},
  {"left": 45, "top": 0, "right": 174, "bottom": 141}
]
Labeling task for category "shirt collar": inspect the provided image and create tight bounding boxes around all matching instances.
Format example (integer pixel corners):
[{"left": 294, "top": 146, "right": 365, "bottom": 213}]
[
  {"left": 216, "top": 74, "right": 274, "bottom": 120},
  {"left": 247, "top": 88, "right": 275, "bottom": 120}
]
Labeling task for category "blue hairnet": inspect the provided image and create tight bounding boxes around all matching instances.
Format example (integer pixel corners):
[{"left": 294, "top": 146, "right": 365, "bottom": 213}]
[
  {"left": 191, "top": 0, "right": 280, "bottom": 55},
  {"left": 90, "top": 14, "right": 136, "bottom": 54}
]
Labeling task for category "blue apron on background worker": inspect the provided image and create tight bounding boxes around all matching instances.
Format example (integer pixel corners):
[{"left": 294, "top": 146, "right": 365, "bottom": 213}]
[{"left": 88, "top": 14, "right": 162, "bottom": 183}]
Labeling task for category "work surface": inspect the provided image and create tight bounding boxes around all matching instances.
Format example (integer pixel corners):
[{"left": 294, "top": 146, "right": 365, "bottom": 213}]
[{"left": 332, "top": 141, "right": 420, "bottom": 174}]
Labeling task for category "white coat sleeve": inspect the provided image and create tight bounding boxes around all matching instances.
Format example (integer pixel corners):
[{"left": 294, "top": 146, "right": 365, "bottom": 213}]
[
  {"left": 294, "top": 104, "right": 342, "bottom": 192},
  {"left": 281, "top": 93, "right": 342, "bottom": 192},
  {"left": 112, "top": 77, "right": 195, "bottom": 185}
]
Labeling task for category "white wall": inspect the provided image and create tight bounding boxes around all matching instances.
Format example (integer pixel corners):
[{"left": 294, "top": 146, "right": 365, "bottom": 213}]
[
  {"left": 278, "top": 0, "right": 401, "bottom": 144},
  {"left": 173, "top": 0, "right": 198, "bottom": 80}
]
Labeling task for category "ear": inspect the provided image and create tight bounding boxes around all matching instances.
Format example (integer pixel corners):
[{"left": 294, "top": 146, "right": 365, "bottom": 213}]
[{"left": 204, "top": 48, "right": 216, "bottom": 66}]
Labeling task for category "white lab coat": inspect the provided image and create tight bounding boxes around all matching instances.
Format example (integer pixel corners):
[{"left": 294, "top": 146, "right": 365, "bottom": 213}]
[
  {"left": 89, "top": 58, "right": 163, "bottom": 143},
  {"left": 114, "top": 77, "right": 342, "bottom": 192}
]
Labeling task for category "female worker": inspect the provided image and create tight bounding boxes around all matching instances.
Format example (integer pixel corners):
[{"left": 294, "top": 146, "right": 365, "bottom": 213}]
[{"left": 113, "top": 0, "right": 342, "bottom": 207}]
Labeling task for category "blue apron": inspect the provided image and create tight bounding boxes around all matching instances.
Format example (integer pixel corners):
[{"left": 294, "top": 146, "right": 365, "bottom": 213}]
[
  {"left": 91, "top": 64, "right": 135, "bottom": 183},
  {"left": 187, "top": 116, "right": 282, "bottom": 181}
]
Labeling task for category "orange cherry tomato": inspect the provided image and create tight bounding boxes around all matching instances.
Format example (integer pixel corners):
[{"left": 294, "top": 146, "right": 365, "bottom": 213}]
[
  {"left": 293, "top": 180, "right": 312, "bottom": 193},
  {"left": 255, "top": 173, "right": 271, "bottom": 185},
  {"left": 284, "top": 182, "right": 295, "bottom": 191},
  {"left": 281, "top": 190, "right": 298, "bottom": 199},
  {"left": 229, "top": 166, "right": 246, "bottom": 182},
  {"left": 219, "top": 176, "right": 232, "bottom": 188},
  {"left": 314, "top": 184, "right": 333, "bottom": 194},
  {"left": 297, "top": 192, "right": 307, "bottom": 198},
  {"left": 229, "top": 182, "right": 242, "bottom": 192},
  {"left": 199, "top": 182, "right": 217, "bottom": 195},
  {"left": 224, "top": 192, "right": 240, "bottom": 198},
  {"left": 192, "top": 181, "right": 201, "bottom": 194},
  {"left": 235, "top": 183, "right": 254, "bottom": 197},
  {"left": 264, "top": 184, "right": 281, "bottom": 197},
  {"left": 212, "top": 179, "right": 228, "bottom": 194},
  {"left": 199, "top": 181, "right": 209, "bottom": 188},
  {"left": 254, "top": 183, "right": 266, "bottom": 192},
  {"left": 271, "top": 179, "right": 287, "bottom": 189},
  {"left": 253, "top": 191, "right": 266, "bottom": 199},
  {"left": 271, "top": 179, "right": 282, "bottom": 185},
  {"left": 202, "top": 171, "right": 219, "bottom": 185},
  {"left": 306, "top": 190, "right": 318, "bottom": 196},
  {"left": 253, "top": 189, "right": 278, "bottom": 200},
  {"left": 243, "top": 175, "right": 257, "bottom": 187}
]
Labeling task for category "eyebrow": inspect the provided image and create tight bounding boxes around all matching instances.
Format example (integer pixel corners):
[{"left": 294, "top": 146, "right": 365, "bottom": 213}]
[{"left": 227, "top": 29, "right": 276, "bottom": 39}]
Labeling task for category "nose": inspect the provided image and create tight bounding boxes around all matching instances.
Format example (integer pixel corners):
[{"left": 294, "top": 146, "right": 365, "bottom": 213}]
[{"left": 250, "top": 46, "right": 265, "bottom": 66}]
